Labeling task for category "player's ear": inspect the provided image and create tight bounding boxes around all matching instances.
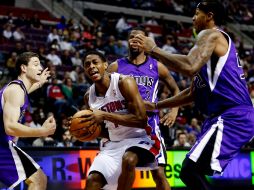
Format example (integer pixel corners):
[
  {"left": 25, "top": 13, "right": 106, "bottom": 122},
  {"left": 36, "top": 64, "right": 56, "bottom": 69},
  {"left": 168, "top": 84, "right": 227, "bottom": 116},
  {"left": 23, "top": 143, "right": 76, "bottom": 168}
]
[
  {"left": 207, "top": 12, "right": 214, "bottom": 21},
  {"left": 21, "top": 64, "right": 27, "bottom": 73},
  {"left": 104, "top": 62, "right": 108, "bottom": 70}
]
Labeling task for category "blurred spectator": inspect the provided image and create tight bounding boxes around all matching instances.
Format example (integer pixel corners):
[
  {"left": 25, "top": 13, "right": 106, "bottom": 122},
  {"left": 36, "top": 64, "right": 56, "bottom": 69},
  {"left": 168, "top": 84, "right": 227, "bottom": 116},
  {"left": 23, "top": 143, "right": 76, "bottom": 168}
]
[
  {"left": 173, "top": 132, "right": 190, "bottom": 148},
  {"left": 56, "top": 16, "right": 67, "bottom": 30},
  {"left": 69, "top": 66, "right": 81, "bottom": 83},
  {"left": 61, "top": 50, "right": 73, "bottom": 67},
  {"left": 187, "top": 133, "right": 196, "bottom": 147},
  {"left": 146, "top": 16, "right": 159, "bottom": 25},
  {"left": 13, "top": 42, "right": 24, "bottom": 54},
  {"left": 46, "top": 47, "right": 62, "bottom": 66},
  {"left": 115, "top": 14, "right": 131, "bottom": 34},
  {"left": 47, "top": 77, "right": 67, "bottom": 116},
  {"left": 114, "top": 39, "right": 128, "bottom": 56},
  {"left": 14, "top": 13, "right": 30, "bottom": 28},
  {"left": 59, "top": 36, "right": 75, "bottom": 52},
  {"left": 56, "top": 130, "right": 73, "bottom": 147},
  {"left": 30, "top": 13, "right": 43, "bottom": 30},
  {"left": 71, "top": 52, "right": 82, "bottom": 67},
  {"left": 32, "top": 136, "right": 56, "bottom": 147},
  {"left": 13, "top": 27, "right": 26, "bottom": 41},
  {"left": 162, "top": 35, "right": 178, "bottom": 54},
  {"left": 47, "top": 28, "right": 61, "bottom": 44},
  {"left": 6, "top": 52, "right": 17, "bottom": 79},
  {"left": 37, "top": 46, "right": 48, "bottom": 66},
  {"left": 185, "top": 118, "right": 201, "bottom": 137},
  {"left": 2, "top": 24, "right": 13, "bottom": 40}
]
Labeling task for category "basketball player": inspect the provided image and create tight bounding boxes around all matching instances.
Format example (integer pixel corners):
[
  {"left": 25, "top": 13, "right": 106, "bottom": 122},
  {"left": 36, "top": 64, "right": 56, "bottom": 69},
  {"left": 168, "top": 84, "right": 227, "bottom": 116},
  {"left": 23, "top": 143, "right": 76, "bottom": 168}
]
[
  {"left": 0, "top": 52, "right": 56, "bottom": 189},
  {"left": 80, "top": 51, "right": 160, "bottom": 190},
  {"left": 135, "top": 1, "right": 254, "bottom": 189},
  {"left": 107, "top": 26, "right": 180, "bottom": 190}
]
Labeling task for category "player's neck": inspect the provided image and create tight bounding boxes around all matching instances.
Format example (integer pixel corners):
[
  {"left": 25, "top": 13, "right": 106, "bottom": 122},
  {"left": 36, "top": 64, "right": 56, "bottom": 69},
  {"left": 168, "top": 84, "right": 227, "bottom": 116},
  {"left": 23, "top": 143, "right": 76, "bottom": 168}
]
[
  {"left": 17, "top": 76, "right": 32, "bottom": 91},
  {"left": 128, "top": 53, "right": 146, "bottom": 65},
  {"left": 95, "top": 73, "right": 111, "bottom": 97}
]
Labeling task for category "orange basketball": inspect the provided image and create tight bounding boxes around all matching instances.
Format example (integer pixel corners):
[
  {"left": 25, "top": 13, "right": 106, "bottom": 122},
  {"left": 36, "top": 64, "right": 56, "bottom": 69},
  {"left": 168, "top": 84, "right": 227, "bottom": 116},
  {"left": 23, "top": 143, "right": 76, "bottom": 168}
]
[{"left": 70, "top": 110, "right": 101, "bottom": 142}]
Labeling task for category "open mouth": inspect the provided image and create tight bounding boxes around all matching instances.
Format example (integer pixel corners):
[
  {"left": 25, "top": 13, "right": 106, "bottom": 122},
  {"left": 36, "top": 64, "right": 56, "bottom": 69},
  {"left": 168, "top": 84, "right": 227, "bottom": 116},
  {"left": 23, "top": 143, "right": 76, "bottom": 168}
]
[{"left": 89, "top": 71, "right": 99, "bottom": 79}]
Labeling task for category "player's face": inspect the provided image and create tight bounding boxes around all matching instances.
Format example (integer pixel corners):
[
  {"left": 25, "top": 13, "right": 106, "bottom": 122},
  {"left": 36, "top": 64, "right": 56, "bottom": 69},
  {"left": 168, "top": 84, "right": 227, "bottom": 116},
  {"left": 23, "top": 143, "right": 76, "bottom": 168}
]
[
  {"left": 84, "top": 54, "right": 108, "bottom": 82},
  {"left": 128, "top": 30, "right": 145, "bottom": 56},
  {"left": 25, "top": 57, "right": 43, "bottom": 82},
  {"left": 192, "top": 9, "right": 207, "bottom": 33}
]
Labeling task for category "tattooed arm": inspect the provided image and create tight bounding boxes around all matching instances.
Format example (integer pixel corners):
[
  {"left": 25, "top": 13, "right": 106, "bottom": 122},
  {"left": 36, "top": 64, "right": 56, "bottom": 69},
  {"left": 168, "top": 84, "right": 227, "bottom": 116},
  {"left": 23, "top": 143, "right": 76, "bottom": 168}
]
[{"left": 134, "top": 29, "right": 228, "bottom": 77}]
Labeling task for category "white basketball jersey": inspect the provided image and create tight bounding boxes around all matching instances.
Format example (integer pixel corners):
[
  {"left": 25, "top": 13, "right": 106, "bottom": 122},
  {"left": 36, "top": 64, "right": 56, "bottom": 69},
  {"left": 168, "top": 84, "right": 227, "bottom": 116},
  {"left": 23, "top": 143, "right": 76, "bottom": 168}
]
[{"left": 88, "top": 73, "right": 147, "bottom": 141}]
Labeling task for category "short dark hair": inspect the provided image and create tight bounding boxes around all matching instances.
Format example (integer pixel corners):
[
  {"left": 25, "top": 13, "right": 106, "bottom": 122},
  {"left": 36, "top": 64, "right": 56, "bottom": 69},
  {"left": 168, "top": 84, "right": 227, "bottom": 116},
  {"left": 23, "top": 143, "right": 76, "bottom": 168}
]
[
  {"left": 15, "top": 52, "right": 39, "bottom": 76},
  {"left": 129, "top": 25, "right": 148, "bottom": 37},
  {"left": 197, "top": 0, "right": 226, "bottom": 25},
  {"left": 83, "top": 51, "right": 107, "bottom": 63}
]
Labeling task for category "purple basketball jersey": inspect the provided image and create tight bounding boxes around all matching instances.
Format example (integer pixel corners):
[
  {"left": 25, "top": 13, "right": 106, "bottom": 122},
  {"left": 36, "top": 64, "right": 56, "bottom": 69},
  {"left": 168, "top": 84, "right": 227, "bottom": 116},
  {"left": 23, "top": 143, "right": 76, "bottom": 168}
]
[
  {"left": 117, "top": 56, "right": 159, "bottom": 103},
  {"left": 117, "top": 56, "right": 167, "bottom": 165},
  {"left": 0, "top": 80, "right": 29, "bottom": 144},
  {"left": 193, "top": 29, "right": 252, "bottom": 116}
]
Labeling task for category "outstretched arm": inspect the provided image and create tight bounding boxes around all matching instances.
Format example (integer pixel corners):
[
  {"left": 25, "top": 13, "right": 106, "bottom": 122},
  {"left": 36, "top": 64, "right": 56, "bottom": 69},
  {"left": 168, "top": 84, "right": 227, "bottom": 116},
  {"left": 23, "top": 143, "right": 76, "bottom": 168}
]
[
  {"left": 146, "top": 87, "right": 194, "bottom": 111},
  {"left": 135, "top": 29, "right": 223, "bottom": 77}
]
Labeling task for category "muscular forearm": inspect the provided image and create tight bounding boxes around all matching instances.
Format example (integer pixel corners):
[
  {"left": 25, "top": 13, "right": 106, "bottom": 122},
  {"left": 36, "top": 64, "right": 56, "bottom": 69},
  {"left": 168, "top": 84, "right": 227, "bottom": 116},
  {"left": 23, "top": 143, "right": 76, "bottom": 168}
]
[
  {"left": 152, "top": 48, "right": 194, "bottom": 77},
  {"left": 5, "top": 122, "right": 47, "bottom": 137},
  {"left": 157, "top": 87, "right": 193, "bottom": 109},
  {"left": 102, "top": 112, "right": 147, "bottom": 129}
]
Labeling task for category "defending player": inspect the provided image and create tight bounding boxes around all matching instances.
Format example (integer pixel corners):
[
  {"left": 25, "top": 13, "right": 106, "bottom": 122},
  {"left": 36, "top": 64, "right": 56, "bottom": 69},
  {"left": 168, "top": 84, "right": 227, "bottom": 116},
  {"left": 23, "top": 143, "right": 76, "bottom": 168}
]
[
  {"left": 136, "top": 1, "right": 254, "bottom": 189},
  {"left": 0, "top": 52, "right": 56, "bottom": 189},
  {"left": 108, "top": 26, "right": 180, "bottom": 190}
]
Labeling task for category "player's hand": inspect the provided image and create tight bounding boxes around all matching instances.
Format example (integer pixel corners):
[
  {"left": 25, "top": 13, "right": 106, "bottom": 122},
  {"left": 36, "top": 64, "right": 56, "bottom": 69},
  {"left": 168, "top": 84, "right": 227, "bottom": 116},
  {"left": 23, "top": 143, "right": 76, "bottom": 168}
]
[
  {"left": 144, "top": 101, "right": 156, "bottom": 111},
  {"left": 160, "top": 111, "right": 177, "bottom": 128},
  {"left": 42, "top": 116, "right": 56, "bottom": 136},
  {"left": 79, "top": 109, "right": 103, "bottom": 125},
  {"left": 39, "top": 68, "right": 50, "bottom": 87},
  {"left": 133, "top": 34, "right": 157, "bottom": 53}
]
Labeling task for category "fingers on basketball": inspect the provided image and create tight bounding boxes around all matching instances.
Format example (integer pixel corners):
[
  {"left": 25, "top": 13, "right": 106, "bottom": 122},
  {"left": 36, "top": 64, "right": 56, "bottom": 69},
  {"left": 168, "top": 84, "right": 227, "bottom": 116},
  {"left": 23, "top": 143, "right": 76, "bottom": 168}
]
[{"left": 69, "top": 110, "right": 101, "bottom": 142}]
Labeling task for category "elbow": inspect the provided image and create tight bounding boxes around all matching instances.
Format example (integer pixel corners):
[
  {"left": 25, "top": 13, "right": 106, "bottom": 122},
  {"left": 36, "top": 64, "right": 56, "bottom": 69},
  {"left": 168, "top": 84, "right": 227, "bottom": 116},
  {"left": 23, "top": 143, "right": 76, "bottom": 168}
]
[
  {"left": 5, "top": 126, "right": 15, "bottom": 136},
  {"left": 183, "top": 67, "right": 198, "bottom": 78},
  {"left": 4, "top": 122, "right": 17, "bottom": 136}
]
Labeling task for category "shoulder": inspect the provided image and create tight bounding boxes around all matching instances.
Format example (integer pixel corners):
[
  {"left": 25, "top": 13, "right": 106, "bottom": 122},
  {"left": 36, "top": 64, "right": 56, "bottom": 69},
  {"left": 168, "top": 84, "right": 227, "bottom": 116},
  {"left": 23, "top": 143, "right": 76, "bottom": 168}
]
[
  {"left": 4, "top": 83, "right": 25, "bottom": 96},
  {"left": 196, "top": 29, "right": 221, "bottom": 44},
  {"left": 4, "top": 83, "right": 25, "bottom": 103},
  {"left": 119, "top": 74, "right": 135, "bottom": 88},
  {"left": 107, "top": 61, "right": 118, "bottom": 73}
]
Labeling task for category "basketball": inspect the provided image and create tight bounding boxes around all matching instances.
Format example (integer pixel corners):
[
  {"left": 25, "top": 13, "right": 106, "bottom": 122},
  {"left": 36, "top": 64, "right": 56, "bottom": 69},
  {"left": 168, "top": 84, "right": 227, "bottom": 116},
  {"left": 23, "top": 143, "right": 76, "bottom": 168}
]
[{"left": 69, "top": 110, "right": 101, "bottom": 142}]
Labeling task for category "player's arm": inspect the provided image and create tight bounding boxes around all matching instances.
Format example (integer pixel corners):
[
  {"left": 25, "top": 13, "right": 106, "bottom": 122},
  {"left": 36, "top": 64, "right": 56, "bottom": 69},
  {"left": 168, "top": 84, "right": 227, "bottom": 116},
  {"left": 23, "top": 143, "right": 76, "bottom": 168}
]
[
  {"left": 158, "top": 61, "right": 180, "bottom": 126},
  {"left": 84, "top": 77, "right": 147, "bottom": 129},
  {"left": 100, "top": 76, "right": 147, "bottom": 128},
  {"left": 28, "top": 68, "right": 50, "bottom": 94},
  {"left": 107, "top": 61, "right": 118, "bottom": 73},
  {"left": 3, "top": 84, "right": 55, "bottom": 137},
  {"left": 135, "top": 29, "right": 220, "bottom": 77},
  {"left": 146, "top": 87, "right": 194, "bottom": 111}
]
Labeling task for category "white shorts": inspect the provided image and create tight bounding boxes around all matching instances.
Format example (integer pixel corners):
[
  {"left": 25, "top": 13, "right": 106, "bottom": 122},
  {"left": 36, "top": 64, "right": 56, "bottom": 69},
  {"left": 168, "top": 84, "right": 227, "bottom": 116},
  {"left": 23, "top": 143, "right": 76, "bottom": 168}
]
[{"left": 88, "top": 137, "right": 159, "bottom": 190}]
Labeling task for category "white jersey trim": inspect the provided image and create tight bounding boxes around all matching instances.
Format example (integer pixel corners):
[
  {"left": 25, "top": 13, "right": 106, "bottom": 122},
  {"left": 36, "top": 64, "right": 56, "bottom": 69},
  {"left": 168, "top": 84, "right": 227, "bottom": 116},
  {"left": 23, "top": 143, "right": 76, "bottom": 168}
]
[
  {"left": 207, "top": 30, "right": 231, "bottom": 91},
  {"left": 8, "top": 141, "right": 26, "bottom": 189}
]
